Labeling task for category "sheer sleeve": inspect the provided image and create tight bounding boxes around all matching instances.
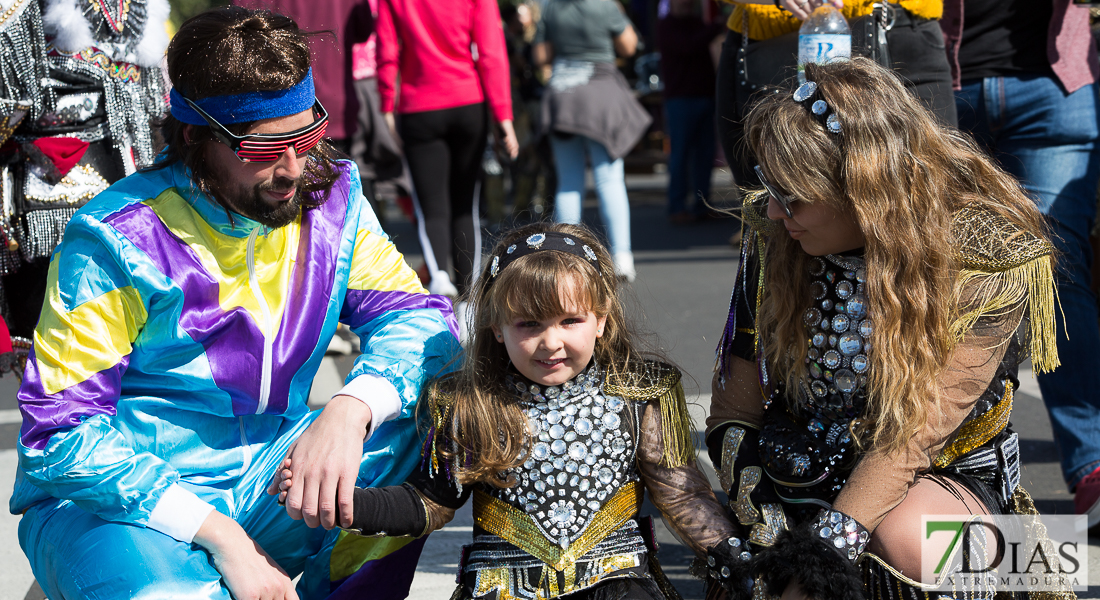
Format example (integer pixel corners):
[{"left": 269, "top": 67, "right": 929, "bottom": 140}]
[
  {"left": 832, "top": 307, "right": 1023, "bottom": 532},
  {"left": 637, "top": 401, "right": 739, "bottom": 556},
  {"left": 707, "top": 357, "right": 766, "bottom": 433}
]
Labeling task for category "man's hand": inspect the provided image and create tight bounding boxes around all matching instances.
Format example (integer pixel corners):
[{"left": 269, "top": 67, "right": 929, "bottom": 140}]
[
  {"left": 271, "top": 394, "right": 372, "bottom": 529},
  {"left": 193, "top": 510, "right": 298, "bottom": 600}
]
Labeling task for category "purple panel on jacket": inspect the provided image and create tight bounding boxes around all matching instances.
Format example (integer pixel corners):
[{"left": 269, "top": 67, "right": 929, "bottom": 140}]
[
  {"left": 342, "top": 289, "right": 459, "bottom": 341},
  {"left": 106, "top": 202, "right": 267, "bottom": 415},
  {"left": 265, "top": 174, "right": 351, "bottom": 413},
  {"left": 19, "top": 349, "right": 130, "bottom": 450}
]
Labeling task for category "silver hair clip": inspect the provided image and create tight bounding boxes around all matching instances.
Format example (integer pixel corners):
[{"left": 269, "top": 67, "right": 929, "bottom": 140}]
[{"left": 793, "top": 81, "right": 841, "bottom": 134}]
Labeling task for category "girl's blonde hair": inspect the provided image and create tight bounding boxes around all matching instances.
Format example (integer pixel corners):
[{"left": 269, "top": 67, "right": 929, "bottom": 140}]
[
  {"left": 441, "top": 223, "right": 640, "bottom": 486},
  {"left": 744, "top": 59, "right": 1048, "bottom": 454}
]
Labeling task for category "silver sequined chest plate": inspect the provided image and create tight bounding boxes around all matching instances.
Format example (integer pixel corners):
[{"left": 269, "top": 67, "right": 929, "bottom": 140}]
[{"left": 496, "top": 367, "right": 641, "bottom": 549}]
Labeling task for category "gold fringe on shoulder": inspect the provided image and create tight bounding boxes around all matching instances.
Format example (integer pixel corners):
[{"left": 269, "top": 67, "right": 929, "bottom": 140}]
[
  {"left": 604, "top": 362, "right": 695, "bottom": 468},
  {"left": 951, "top": 207, "right": 1060, "bottom": 373},
  {"left": 423, "top": 379, "right": 458, "bottom": 477}
]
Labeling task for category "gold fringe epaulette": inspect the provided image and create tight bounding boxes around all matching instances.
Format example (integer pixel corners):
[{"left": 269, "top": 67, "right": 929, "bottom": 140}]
[
  {"left": 423, "top": 379, "right": 458, "bottom": 477},
  {"left": 950, "top": 207, "right": 1060, "bottom": 373},
  {"left": 603, "top": 361, "right": 695, "bottom": 468},
  {"left": 741, "top": 190, "right": 781, "bottom": 237}
]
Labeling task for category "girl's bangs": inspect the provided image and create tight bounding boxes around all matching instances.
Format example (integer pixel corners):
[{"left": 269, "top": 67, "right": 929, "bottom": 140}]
[{"left": 493, "top": 253, "right": 599, "bottom": 322}]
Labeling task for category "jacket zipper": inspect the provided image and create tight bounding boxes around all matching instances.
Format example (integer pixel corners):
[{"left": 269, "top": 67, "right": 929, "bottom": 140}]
[{"left": 247, "top": 227, "right": 275, "bottom": 414}]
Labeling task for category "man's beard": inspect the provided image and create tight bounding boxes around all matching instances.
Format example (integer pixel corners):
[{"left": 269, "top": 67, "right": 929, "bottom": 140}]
[{"left": 207, "top": 170, "right": 303, "bottom": 229}]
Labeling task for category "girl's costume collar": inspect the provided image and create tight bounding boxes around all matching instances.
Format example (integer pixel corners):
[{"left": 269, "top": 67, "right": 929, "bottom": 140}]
[{"left": 507, "top": 362, "right": 602, "bottom": 404}]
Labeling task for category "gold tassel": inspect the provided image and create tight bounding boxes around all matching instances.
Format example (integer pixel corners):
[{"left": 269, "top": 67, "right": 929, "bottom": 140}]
[
  {"left": 658, "top": 379, "right": 697, "bottom": 468},
  {"left": 604, "top": 363, "right": 696, "bottom": 468},
  {"left": 951, "top": 255, "right": 1060, "bottom": 374}
]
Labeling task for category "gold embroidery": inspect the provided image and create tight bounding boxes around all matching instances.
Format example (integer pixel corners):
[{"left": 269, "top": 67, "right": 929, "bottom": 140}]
[
  {"left": 473, "top": 568, "right": 514, "bottom": 600},
  {"left": 934, "top": 384, "right": 1013, "bottom": 469},
  {"left": 732, "top": 466, "right": 762, "bottom": 525},
  {"left": 473, "top": 482, "right": 641, "bottom": 594}
]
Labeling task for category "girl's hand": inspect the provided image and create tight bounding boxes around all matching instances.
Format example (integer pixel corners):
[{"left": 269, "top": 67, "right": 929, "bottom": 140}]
[
  {"left": 778, "top": 0, "right": 843, "bottom": 20},
  {"left": 267, "top": 457, "right": 294, "bottom": 505},
  {"left": 193, "top": 510, "right": 298, "bottom": 600}
]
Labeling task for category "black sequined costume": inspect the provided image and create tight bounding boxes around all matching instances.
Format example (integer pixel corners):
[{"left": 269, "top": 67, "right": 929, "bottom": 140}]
[{"left": 704, "top": 194, "right": 1072, "bottom": 600}]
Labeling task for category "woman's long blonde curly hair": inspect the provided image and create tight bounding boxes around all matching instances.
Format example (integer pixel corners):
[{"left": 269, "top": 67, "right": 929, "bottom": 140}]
[
  {"left": 437, "top": 223, "right": 641, "bottom": 486},
  {"left": 744, "top": 59, "right": 1048, "bottom": 454}
]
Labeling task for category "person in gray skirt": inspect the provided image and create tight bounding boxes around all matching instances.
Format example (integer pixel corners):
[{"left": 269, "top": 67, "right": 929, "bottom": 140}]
[{"left": 534, "top": 0, "right": 651, "bottom": 282}]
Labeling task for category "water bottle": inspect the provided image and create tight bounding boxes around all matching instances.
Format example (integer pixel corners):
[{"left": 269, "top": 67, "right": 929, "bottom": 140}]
[{"left": 798, "top": 5, "right": 851, "bottom": 83}]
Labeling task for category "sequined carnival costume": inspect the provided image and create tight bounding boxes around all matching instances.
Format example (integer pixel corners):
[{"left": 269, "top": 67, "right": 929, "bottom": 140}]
[
  {"left": 341, "top": 361, "right": 740, "bottom": 600},
  {"left": 704, "top": 192, "right": 1074, "bottom": 600},
  {"left": 0, "top": 0, "right": 168, "bottom": 377}
]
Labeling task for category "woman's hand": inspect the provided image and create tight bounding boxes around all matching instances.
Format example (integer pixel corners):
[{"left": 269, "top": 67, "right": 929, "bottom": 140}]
[
  {"left": 193, "top": 510, "right": 298, "bottom": 600},
  {"left": 496, "top": 120, "right": 520, "bottom": 159},
  {"left": 776, "top": 0, "right": 843, "bottom": 21},
  {"left": 382, "top": 112, "right": 402, "bottom": 150}
]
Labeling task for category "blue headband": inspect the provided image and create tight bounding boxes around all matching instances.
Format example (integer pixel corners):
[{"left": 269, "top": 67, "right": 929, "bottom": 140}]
[{"left": 169, "top": 68, "right": 316, "bottom": 126}]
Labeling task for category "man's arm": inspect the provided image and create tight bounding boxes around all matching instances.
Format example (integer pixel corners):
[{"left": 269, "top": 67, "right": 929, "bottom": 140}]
[
  {"left": 277, "top": 176, "right": 461, "bottom": 529},
  {"left": 15, "top": 219, "right": 209, "bottom": 534}
]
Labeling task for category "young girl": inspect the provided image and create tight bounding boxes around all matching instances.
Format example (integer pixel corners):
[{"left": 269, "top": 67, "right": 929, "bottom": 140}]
[
  {"left": 278, "top": 223, "right": 739, "bottom": 599},
  {"left": 707, "top": 59, "right": 1069, "bottom": 599}
]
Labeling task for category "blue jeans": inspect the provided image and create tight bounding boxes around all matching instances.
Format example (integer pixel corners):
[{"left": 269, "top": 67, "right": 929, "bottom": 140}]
[
  {"left": 550, "top": 134, "right": 632, "bottom": 256},
  {"left": 956, "top": 75, "right": 1100, "bottom": 489},
  {"left": 665, "top": 96, "right": 716, "bottom": 216}
]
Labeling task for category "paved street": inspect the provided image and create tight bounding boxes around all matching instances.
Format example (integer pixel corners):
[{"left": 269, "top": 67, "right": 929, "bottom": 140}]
[{"left": 1, "top": 170, "right": 1098, "bottom": 598}]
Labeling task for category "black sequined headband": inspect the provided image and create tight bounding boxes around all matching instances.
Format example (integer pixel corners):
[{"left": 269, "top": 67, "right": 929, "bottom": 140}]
[
  {"left": 488, "top": 232, "right": 602, "bottom": 281},
  {"left": 793, "top": 80, "right": 842, "bottom": 134}
]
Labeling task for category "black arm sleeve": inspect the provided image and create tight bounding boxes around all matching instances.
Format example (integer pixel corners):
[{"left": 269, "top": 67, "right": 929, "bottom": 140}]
[{"left": 347, "top": 483, "right": 427, "bottom": 536}]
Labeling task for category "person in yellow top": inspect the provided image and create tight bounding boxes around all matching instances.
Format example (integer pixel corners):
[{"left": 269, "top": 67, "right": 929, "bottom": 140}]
[{"left": 715, "top": 0, "right": 953, "bottom": 190}]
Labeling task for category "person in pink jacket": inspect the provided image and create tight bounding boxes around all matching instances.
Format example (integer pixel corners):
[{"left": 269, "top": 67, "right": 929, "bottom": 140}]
[{"left": 376, "top": 0, "right": 518, "bottom": 308}]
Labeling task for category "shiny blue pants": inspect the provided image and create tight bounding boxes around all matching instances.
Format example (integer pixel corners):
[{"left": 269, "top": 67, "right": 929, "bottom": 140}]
[
  {"left": 956, "top": 75, "right": 1100, "bottom": 489},
  {"left": 19, "top": 412, "right": 423, "bottom": 599}
]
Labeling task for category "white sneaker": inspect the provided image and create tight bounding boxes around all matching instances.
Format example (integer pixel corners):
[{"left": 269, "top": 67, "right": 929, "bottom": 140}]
[
  {"left": 428, "top": 271, "right": 459, "bottom": 297},
  {"left": 614, "top": 252, "right": 636, "bottom": 283}
]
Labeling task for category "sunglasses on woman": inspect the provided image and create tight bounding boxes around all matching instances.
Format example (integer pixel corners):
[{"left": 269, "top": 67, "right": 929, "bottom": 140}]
[
  {"left": 754, "top": 165, "right": 795, "bottom": 218},
  {"left": 182, "top": 97, "right": 329, "bottom": 163}
]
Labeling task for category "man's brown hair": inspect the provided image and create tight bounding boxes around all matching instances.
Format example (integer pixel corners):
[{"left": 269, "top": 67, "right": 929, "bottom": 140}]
[{"left": 152, "top": 6, "right": 342, "bottom": 206}]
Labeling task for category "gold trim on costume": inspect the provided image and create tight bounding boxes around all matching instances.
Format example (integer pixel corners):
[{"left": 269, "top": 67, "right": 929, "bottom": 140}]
[
  {"left": 732, "top": 466, "right": 763, "bottom": 525},
  {"left": 472, "top": 482, "right": 642, "bottom": 594},
  {"left": 934, "top": 383, "right": 1013, "bottom": 469},
  {"left": 718, "top": 427, "right": 747, "bottom": 492},
  {"left": 748, "top": 502, "right": 789, "bottom": 547},
  {"left": 952, "top": 206, "right": 1060, "bottom": 374},
  {"left": 604, "top": 363, "right": 695, "bottom": 468}
]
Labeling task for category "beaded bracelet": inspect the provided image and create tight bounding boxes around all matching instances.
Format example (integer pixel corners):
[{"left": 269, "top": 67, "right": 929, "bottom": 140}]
[
  {"left": 810, "top": 508, "right": 870, "bottom": 563},
  {"left": 701, "top": 536, "right": 754, "bottom": 592}
]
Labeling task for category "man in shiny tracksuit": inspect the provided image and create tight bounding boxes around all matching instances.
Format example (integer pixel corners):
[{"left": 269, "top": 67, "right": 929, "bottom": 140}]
[{"left": 10, "top": 6, "right": 460, "bottom": 599}]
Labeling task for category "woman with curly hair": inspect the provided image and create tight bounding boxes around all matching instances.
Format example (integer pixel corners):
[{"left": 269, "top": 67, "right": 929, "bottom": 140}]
[{"left": 705, "top": 58, "right": 1069, "bottom": 599}]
